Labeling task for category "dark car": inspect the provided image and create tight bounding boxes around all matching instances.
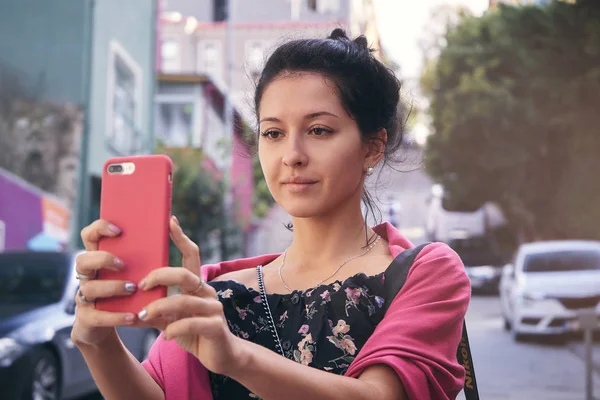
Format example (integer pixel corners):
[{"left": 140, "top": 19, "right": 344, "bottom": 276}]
[
  {"left": 0, "top": 251, "right": 159, "bottom": 400},
  {"left": 449, "top": 237, "right": 505, "bottom": 294}
]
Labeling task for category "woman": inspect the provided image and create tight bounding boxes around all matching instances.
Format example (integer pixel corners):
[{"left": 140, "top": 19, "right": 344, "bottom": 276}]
[{"left": 72, "top": 29, "right": 470, "bottom": 400}]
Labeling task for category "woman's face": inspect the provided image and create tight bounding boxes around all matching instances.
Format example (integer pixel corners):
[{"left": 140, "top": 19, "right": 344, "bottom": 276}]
[{"left": 258, "top": 72, "right": 375, "bottom": 219}]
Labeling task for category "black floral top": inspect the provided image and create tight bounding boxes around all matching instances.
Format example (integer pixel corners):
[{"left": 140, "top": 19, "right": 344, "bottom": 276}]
[{"left": 208, "top": 266, "right": 391, "bottom": 399}]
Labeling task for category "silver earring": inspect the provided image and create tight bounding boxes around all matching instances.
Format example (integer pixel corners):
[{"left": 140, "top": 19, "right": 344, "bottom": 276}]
[{"left": 366, "top": 165, "right": 374, "bottom": 176}]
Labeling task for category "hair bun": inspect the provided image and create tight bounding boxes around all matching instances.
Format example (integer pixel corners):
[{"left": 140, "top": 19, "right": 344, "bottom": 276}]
[
  {"left": 353, "top": 36, "right": 370, "bottom": 52},
  {"left": 329, "top": 28, "right": 349, "bottom": 41}
]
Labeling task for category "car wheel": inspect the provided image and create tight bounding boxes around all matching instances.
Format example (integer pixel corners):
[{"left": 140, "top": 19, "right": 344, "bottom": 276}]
[
  {"left": 139, "top": 329, "right": 160, "bottom": 360},
  {"left": 24, "top": 348, "right": 60, "bottom": 400},
  {"left": 510, "top": 320, "right": 527, "bottom": 342},
  {"left": 503, "top": 317, "right": 511, "bottom": 331}
]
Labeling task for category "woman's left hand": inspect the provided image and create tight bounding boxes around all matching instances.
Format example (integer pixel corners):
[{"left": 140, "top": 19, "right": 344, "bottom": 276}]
[{"left": 136, "top": 216, "right": 246, "bottom": 376}]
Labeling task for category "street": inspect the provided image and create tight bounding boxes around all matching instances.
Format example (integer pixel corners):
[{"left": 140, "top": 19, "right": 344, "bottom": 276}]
[{"left": 459, "top": 295, "right": 600, "bottom": 400}]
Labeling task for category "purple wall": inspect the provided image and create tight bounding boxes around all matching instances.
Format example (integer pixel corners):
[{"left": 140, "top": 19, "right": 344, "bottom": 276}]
[{"left": 0, "top": 173, "right": 43, "bottom": 250}]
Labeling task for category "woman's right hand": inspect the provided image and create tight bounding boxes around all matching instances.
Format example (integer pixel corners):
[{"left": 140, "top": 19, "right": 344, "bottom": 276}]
[{"left": 71, "top": 220, "right": 138, "bottom": 348}]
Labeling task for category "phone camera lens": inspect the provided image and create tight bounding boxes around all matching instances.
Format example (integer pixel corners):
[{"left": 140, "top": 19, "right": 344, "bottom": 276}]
[{"left": 108, "top": 164, "right": 123, "bottom": 173}]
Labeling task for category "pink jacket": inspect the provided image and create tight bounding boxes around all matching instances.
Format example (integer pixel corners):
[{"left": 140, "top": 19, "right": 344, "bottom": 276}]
[{"left": 142, "top": 222, "right": 470, "bottom": 399}]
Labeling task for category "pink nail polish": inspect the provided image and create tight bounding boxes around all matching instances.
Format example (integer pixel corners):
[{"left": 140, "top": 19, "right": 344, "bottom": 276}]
[
  {"left": 138, "top": 279, "right": 147, "bottom": 290},
  {"left": 124, "top": 314, "right": 135, "bottom": 322},
  {"left": 172, "top": 215, "right": 180, "bottom": 226},
  {"left": 108, "top": 224, "right": 121, "bottom": 234}
]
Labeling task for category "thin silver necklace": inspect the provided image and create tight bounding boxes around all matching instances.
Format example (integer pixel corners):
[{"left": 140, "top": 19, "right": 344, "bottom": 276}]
[{"left": 277, "top": 235, "right": 382, "bottom": 292}]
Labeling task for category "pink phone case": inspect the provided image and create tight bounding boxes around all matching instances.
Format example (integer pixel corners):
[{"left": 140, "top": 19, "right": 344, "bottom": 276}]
[{"left": 95, "top": 155, "right": 173, "bottom": 314}]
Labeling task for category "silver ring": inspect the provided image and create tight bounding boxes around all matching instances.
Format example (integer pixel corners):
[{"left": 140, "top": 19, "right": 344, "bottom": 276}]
[
  {"left": 191, "top": 278, "right": 205, "bottom": 294},
  {"left": 75, "top": 269, "right": 96, "bottom": 281},
  {"left": 77, "top": 289, "right": 94, "bottom": 304}
]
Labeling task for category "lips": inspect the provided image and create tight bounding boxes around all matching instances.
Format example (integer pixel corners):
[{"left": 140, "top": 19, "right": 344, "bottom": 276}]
[
  {"left": 281, "top": 177, "right": 318, "bottom": 193},
  {"left": 282, "top": 177, "right": 318, "bottom": 184}
]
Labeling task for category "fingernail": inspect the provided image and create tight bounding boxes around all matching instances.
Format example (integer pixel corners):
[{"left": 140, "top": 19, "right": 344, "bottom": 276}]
[
  {"left": 172, "top": 215, "right": 179, "bottom": 226},
  {"left": 138, "top": 309, "right": 148, "bottom": 320},
  {"left": 114, "top": 257, "right": 124, "bottom": 268},
  {"left": 124, "top": 314, "right": 135, "bottom": 322},
  {"left": 108, "top": 224, "right": 121, "bottom": 234},
  {"left": 124, "top": 282, "right": 136, "bottom": 292},
  {"left": 138, "top": 279, "right": 147, "bottom": 290}
]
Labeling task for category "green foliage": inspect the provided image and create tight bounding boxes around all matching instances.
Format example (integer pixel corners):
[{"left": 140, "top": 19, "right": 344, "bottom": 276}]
[
  {"left": 240, "top": 124, "right": 275, "bottom": 219},
  {"left": 155, "top": 144, "right": 241, "bottom": 265},
  {"left": 252, "top": 153, "right": 274, "bottom": 218},
  {"left": 423, "top": 0, "right": 600, "bottom": 241}
]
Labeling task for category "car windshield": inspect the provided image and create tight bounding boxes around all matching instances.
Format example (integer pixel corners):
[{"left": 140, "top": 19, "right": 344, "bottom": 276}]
[
  {"left": 524, "top": 250, "right": 600, "bottom": 272},
  {"left": 448, "top": 237, "right": 504, "bottom": 266},
  {"left": 0, "top": 252, "right": 71, "bottom": 306}
]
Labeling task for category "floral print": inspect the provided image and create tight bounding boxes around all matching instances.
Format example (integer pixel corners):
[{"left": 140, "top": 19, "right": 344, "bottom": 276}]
[
  {"left": 208, "top": 271, "right": 389, "bottom": 400},
  {"left": 294, "top": 333, "right": 315, "bottom": 365},
  {"left": 326, "top": 319, "right": 358, "bottom": 368},
  {"left": 220, "top": 288, "right": 233, "bottom": 298}
]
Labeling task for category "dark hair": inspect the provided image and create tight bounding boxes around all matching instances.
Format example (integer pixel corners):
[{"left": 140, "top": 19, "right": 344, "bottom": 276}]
[{"left": 253, "top": 28, "right": 406, "bottom": 240}]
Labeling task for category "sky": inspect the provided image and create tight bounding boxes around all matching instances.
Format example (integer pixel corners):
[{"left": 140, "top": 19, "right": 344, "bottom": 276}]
[
  {"left": 372, "top": 0, "right": 488, "bottom": 80},
  {"left": 371, "top": 0, "right": 489, "bottom": 143}
]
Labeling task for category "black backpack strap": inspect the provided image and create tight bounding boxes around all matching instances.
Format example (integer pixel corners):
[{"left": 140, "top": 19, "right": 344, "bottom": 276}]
[
  {"left": 383, "top": 243, "right": 480, "bottom": 400},
  {"left": 383, "top": 243, "right": 430, "bottom": 300}
]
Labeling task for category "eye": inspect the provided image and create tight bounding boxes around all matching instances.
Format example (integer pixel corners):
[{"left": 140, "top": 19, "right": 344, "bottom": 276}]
[
  {"left": 308, "top": 127, "right": 332, "bottom": 136},
  {"left": 261, "top": 130, "right": 282, "bottom": 139}
]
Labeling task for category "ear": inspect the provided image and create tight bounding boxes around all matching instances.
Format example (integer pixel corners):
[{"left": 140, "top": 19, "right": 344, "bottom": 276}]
[{"left": 363, "top": 129, "right": 387, "bottom": 171}]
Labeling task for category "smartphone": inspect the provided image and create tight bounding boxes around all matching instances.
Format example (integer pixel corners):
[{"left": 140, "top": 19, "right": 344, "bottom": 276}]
[{"left": 95, "top": 155, "right": 173, "bottom": 314}]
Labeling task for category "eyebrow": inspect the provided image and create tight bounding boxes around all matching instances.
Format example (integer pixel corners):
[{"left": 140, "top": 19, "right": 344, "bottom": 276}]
[{"left": 259, "top": 111, "right": 339, "bottom": 124}]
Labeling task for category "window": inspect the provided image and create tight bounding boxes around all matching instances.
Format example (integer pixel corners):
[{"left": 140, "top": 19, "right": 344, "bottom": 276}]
[
  {"left": 0, "top": 252, "right": 70, "bottom": 306},
  {"left": 524, "top": 250, "right": 600, "bottom": 273},
  {"left": 197, "top": 40, "right": 223, "bottom": 81},
  {"left": 107, "top": 41, "right": 143, "bottom": 155},
  {"left": 317, "top": 0, "right": 340, "bottom": 13},
  {"left": 213, "top": 0, "right": 227, "bottom": 22},
  {"left": 245, "top": 40, "right": 267, "bottom": 79},
  {"left": 161, "top": 39, "right": 180, "bottom": 73},
  {"left": 307, "top": 0, "right": 339, "bottom": 13},
  {"left": 154, "top": 101, "right": 196, "bottom": 147}
]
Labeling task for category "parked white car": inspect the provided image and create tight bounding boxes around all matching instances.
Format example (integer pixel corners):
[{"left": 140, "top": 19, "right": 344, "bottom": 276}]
[{"left": 500, "top": 240, "right": 600, "bottom": 340}]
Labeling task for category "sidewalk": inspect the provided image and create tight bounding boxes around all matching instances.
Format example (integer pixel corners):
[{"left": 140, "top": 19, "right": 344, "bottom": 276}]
[{"left": 568, "top": 341, "right": 600, "bottom": 376}]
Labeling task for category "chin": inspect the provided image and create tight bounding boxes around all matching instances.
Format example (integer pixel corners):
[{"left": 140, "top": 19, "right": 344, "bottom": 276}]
[{"left": 278, "top": 198, "right": 331, "bottom": 219}]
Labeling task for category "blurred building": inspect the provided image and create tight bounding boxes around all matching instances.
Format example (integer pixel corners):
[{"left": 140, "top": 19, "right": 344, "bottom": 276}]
[
  {"left": 488, "top": 0, "right": 575, "bottom": 8},
  {"left": 154, "top": 1, "right": 381, "bottom": 254},
  {"left": 157, "top": 0, "right": 381, "bottom": 122},
  {"left": 155, "top": 72, "right": 254, "bottom": 230},
  {"left": 0, "top": 0, "right": 158, "bottom": 249}
]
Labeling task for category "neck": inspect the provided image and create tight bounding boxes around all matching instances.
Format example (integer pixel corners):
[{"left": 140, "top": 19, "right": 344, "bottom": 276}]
[{"left": 286, "top": 197, "right": 375, "bottom": 270}]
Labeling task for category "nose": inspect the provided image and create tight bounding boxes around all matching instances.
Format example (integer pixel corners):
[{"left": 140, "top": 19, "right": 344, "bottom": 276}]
[{"left": 282, "top": 135, "right": 308, "bottom": 167}]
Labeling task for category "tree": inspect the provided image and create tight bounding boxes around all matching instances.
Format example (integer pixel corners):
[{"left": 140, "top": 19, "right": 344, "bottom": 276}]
[
  {"left": 238, "top": 124, "right": 275, "bottom": 219},
  {"left": 422, "top": 0, "right": 600, "bottom": 242},
  {"left": 156, "top": 145, "right": 241, "bottom": 265}
]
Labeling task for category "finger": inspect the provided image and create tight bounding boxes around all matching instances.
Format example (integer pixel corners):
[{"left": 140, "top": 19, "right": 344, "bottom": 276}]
[
  {"left": 76, "top": 251, "right": 124, "bottom": 275},
  {"left": 169, "top": 216, "right": 201, "bottom": 275},
  {"left": 79, "top": 280, "right": 137, "bottom": 301},
  {"left": 80, "top": 220, "right": 122, "bottom": 251},
  {"left": 131, "top": 316, "right": 171, "bottom": 331},
  {"left": 140, "top": 267, "right": 202, "bottom": 293},
  {"left": 76, "top": 307, "right": 136, "bottom": 327},
  {"left": 138, "top": 295, "right": 223, "bottom": 321},
  {"left": 163, "top": 316, "right": 224, "bottom": 340}
]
